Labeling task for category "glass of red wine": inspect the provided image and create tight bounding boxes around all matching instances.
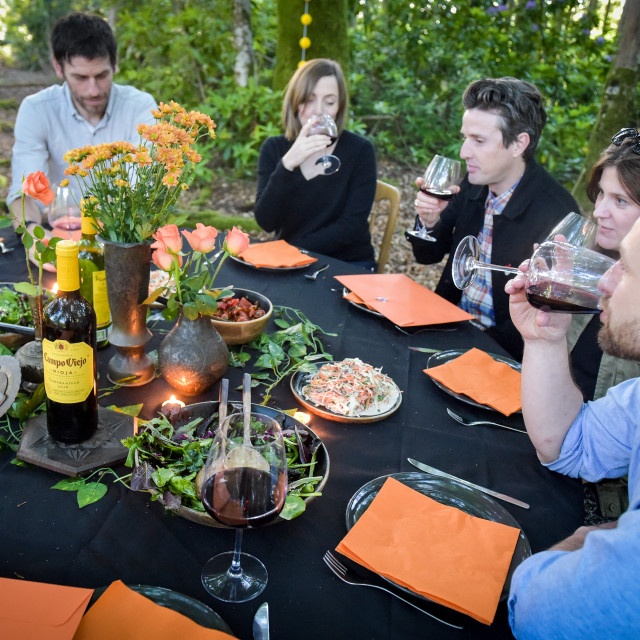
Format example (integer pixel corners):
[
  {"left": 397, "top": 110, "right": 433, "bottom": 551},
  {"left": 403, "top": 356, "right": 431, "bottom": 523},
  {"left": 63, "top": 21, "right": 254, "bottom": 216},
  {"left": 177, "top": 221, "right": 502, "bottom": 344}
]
[
  {"left": 200, "top": 410, "right": 287, "bottom": 603},
  {"left": 452, "top": 235, "right": 616, "bottom": 314},
  {"left": 308, "top": 113, "right": 340, "bottom": 175},
  {"left": 48, "top": 185, "right": 81, "bottom": 239},
  {"left": 544, "top": 211, "right": 597, "bottom": 248},
  {"left": 407, "top": 154, "right": 461, "bottom": 242}
]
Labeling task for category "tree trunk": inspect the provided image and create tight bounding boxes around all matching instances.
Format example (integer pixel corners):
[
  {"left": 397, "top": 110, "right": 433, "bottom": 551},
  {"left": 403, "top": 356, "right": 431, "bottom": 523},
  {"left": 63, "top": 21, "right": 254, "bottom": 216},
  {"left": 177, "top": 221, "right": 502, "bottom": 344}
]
[
  {"left": 274, "top": 0, "right": 350, "bottom": 90},
  {"left": 572, "top": 0, "right": 640, "bottom": 213},
  {"left": 233, "top": 0, "right": 255, "bottom": 87}
]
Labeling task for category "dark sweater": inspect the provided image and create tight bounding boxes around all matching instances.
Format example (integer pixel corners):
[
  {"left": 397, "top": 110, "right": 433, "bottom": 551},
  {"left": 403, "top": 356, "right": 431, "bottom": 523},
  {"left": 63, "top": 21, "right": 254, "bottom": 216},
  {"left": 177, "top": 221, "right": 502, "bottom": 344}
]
[
  {"left": 254, "top": 131, "right": 377, "bottom": 262},
  {"left": 406, "top": 160, "right": 579, "bottom": 360}
]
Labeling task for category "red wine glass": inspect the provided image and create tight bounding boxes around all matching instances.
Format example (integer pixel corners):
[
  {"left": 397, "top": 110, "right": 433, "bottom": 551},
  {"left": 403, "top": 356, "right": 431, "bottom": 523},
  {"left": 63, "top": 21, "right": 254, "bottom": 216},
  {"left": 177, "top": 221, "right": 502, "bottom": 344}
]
[
  {"left": 200, "top": 411, "right": 287, "bottom": 602},
  {"left": 407, "top": 154, "right": 461, "bottom": 242},
  {"left": 452, "top": 235, "right": 616, "bottom": 314},
  {"left": 545, "top": 211, "right": 597, "bottom": 248},
  {"left": 308, "top": 114, "right": 341, "bottom": 175},
  {"left": 48, "top": 186, "right": 81, "bottom": 239}
]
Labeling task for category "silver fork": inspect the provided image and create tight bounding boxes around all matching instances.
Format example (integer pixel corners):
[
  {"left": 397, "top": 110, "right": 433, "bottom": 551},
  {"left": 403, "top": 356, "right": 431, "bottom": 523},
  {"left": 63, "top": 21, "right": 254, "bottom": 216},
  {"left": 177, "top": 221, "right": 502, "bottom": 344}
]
[
  {"left": 446, "top": 408, "right": 526, "bottom": 434},
  {"left": 323, "top": 551, "right": 463, "bottom": 629},
  {"left": 305, "top": 263, "right": 329, "bottom": 280}
]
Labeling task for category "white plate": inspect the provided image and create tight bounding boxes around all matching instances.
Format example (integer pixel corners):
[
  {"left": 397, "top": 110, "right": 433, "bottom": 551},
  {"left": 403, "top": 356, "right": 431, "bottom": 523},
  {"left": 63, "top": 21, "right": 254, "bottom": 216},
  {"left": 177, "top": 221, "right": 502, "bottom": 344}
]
[{"left": 229, "top": 253, "right": 315, "bottom": 272}]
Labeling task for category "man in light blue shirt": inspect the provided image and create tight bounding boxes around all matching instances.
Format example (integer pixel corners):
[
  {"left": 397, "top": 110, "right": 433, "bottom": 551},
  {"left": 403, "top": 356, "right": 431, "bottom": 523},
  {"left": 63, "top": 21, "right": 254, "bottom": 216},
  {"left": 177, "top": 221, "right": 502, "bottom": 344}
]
[
  {"left": 504, "top": 218, "right": 640, "bottom": 637},
  {"left": 8, "top": 12, "right": 157, "bottom": 229}
]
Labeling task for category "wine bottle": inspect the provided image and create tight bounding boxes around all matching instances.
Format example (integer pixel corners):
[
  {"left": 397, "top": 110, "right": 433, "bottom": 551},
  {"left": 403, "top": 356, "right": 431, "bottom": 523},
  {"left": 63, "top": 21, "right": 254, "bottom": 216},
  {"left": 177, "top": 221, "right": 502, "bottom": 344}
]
[
  {"left": 42, "top": 240, "right": 98, "bottom": 444},
  {"left": 78, "top": 209, "right": 111, "bottom": 348}
]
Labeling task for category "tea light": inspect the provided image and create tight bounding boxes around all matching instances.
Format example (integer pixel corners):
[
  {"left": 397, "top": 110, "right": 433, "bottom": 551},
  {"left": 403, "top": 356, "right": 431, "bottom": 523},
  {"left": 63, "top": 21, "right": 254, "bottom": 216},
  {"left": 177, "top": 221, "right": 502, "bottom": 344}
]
[
  {"left": 160, "top": 395, "right": 186, "bottom": 422},
  {"left": 293, "top": 411, "right": 311, "bottom": 424},
  {"left": 162, "top": 395, "right": 185, "bottom": 409}
]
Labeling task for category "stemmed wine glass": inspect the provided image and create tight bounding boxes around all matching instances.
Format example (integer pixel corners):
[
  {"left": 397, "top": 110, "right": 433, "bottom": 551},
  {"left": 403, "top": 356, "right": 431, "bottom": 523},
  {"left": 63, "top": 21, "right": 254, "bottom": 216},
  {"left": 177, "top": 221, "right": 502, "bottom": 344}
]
[
  {"left": 308, "top": 114, "right": 340, "bottom": 175},
  {"left": 407, "top": 155, "right": 461, "bottom": 242},
  {"left": 200, "top": 377, "right": 287, "bottom": 603},
  {"left": 48, "top": 185, "right": 81, "bottom": 239},
  {"left": 544, "top": 211, "right": 597, "bottom": 248},
  {"left": 452, "top": 235, "right": 616, "bottom": 314}
]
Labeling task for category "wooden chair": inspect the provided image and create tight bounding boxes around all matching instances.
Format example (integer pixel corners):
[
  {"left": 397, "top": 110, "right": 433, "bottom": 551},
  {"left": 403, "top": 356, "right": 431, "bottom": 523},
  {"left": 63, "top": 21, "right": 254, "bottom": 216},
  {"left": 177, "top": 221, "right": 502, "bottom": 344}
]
[{"left": 369, "top": 180, "right": 400, "bottom": 273}]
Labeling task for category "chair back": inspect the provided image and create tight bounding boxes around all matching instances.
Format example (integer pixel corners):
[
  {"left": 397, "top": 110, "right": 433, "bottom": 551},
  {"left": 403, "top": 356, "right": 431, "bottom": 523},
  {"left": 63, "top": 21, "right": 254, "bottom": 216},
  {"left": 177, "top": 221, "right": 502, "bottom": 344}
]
[{"left": 370, "top": 180, "right": 400, "bottom": 273}]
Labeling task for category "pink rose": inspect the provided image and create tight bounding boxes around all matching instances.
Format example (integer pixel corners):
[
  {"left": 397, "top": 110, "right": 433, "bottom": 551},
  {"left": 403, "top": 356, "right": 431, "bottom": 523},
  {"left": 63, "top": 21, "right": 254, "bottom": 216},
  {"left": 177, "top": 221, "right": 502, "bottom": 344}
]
[
  {"left": 22, "top": 171, "right": 54, "bottom": 206},
  {"left": 182, "top": 223, "right": 218, "bottom": 253},
  {"left": 151, "top": 224, "right": 182, "bottom": 253},
  {"left": 224, "top": 226, "right": 250, "bottom": 256},
  {"left": 152, "top": 247, "right": 182, "bottom": 272}
]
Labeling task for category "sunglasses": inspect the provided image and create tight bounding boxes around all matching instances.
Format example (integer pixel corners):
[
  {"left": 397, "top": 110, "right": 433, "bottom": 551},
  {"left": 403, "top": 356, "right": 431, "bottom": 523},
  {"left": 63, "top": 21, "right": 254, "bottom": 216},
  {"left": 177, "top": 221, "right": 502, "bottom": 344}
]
[{"left": 611, "top": 128, "right": 640, "bottom": 154}]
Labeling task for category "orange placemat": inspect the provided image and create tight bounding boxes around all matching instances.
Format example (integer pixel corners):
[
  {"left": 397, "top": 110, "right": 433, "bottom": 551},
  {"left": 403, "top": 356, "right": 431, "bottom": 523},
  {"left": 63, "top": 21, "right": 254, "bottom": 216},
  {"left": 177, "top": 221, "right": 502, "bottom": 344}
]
[
  {"left": 238, "top": 240, "right": 317, "bottom": 268},
  {"left": 424, "top": 348, "right": 521, "bottom": 416},
  {"left": 73, "top": 580, "right": 235, "bottom": 640},
  {"left": 336, "top": 274, "right": 473, "bottom": 326},
  {"left": 0, "top": 577, "right": 93, "bottom": 640},
  {"left": 336, "top": 477, "right": 520, "bottom": 625}
]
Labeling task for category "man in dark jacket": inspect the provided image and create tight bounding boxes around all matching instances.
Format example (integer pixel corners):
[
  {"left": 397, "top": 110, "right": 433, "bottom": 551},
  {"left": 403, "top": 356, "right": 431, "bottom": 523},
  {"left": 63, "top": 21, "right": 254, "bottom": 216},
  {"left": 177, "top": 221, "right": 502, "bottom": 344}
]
[{"left": 406, "top": 77, "right": 578, "bottom": 360}]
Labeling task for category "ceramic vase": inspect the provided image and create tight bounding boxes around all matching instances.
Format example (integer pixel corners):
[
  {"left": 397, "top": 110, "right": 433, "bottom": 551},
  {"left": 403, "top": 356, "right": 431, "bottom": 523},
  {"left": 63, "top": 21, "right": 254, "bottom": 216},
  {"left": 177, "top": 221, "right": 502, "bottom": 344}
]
[
  {"left": 158, "top": 311, "right": 229, "bottom": 396},
  {"left": 101, "top": 238, "right": 155, "bottom": 387}
]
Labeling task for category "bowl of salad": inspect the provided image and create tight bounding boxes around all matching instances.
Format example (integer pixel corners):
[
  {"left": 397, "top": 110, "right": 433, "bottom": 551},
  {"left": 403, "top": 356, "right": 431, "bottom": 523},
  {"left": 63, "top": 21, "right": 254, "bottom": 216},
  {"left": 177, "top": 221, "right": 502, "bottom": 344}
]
[
  {"left": 0, "top": 284, "right": 36, "bottom": 349},
  {"left": 126, "top": 400, "right": 329, "bottom": 527},
  {"left": 210, "top": 288, "right": 272, "bottom": 345}
]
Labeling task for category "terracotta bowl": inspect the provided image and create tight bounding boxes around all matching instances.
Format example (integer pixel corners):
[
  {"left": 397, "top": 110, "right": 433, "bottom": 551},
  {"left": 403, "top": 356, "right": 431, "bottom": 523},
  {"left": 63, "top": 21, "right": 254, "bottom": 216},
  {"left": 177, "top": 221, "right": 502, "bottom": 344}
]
[{"left": 210, "top": 288, "right": 272, "bottom": 345}]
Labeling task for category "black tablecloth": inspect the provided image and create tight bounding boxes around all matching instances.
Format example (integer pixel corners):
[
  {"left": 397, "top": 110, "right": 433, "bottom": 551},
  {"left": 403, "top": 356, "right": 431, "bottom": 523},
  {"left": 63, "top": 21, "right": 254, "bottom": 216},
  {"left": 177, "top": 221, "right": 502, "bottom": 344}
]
[{"left": 0, "top": 229, "right": 584, "bottom": 639}]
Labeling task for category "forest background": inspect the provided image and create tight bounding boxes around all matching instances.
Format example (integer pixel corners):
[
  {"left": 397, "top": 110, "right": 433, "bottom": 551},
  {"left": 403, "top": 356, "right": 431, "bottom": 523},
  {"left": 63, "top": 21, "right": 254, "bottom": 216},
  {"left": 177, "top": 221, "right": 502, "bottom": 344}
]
[{"left": 0, "top": 0, "right": 638, "bottom": 282}]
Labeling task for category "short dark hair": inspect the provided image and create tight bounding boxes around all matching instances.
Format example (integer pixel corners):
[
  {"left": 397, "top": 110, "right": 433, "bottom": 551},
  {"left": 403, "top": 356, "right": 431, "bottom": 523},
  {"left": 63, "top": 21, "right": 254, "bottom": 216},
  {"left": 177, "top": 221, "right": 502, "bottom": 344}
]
[
  {"left": 281, "top": 59, "right": 348, "bottom": 140},
  {"left": 463, "top": 77, "right": 547, "bottom": 161},
  {"left": 587, "top": 136, "right": 640, "bottom": 207},
  {"left": 51, "top": 12, "right": 117, "bottom": 69}
]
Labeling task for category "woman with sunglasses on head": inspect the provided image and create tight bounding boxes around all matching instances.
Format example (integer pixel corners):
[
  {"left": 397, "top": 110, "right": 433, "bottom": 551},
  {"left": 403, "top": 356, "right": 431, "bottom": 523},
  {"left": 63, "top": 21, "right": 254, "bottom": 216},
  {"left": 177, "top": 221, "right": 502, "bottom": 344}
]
[
  {"left": 253, "top": 59, "right": 378, "bottom": 270},
  {"left": 566, "top": 128, "right": 640, "bottom": 403}
]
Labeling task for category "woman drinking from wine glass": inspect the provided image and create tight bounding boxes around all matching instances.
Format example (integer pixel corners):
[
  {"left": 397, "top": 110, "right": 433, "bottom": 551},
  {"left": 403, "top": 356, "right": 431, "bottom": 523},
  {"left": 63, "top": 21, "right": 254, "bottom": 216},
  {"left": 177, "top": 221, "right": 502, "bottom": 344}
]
[{"left": 253, "top": 59, "right": 378, "bottom": 270}]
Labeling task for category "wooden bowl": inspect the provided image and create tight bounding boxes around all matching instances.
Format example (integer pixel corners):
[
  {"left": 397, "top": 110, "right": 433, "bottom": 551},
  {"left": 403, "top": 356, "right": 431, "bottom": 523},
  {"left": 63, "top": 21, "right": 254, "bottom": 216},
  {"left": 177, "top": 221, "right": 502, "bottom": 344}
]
[{"left": 210, "top": 288, "right": 272, "bottom": 345}]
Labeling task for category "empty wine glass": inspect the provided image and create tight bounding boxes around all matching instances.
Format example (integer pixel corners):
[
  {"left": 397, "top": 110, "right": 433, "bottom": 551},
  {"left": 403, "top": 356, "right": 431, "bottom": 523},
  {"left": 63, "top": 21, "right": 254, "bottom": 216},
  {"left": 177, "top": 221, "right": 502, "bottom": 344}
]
[
  {"left": 452, "top": 235, "right": 616, "bottom": 314},
  {"left": 545, "top": 211, "right": 597, "bottom": 248},
  {"left": 407, "top": 154, "right": 461, "bottom": 242},
  {"left": 200, "top": 407, "right": 287, "bottom": 602},
  {"left": 308, "top": 114, "right": 340, "bottom": 175},
  {"left": 48, "top": 185, "right": 81, "bottom": 239}
]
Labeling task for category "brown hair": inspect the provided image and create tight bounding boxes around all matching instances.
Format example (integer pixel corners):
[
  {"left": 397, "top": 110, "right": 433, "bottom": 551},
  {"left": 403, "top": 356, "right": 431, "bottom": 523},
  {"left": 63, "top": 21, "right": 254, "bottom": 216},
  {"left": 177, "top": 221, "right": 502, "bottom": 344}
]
[
  {"left": 281, "top": 59, "right": 348, "bottom": 140},
  {"left": 587, "top": 137, "right": 640, "bottom": 206}
]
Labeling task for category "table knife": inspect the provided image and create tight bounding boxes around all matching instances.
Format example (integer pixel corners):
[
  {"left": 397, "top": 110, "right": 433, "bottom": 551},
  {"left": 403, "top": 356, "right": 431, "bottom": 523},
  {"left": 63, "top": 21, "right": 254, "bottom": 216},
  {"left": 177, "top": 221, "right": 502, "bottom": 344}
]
[
  {"left": 407, "top": 458, "right": 530, "bottom": 509},
  {"left": 253, "top": 601, "right": 269, "bottom": 640}
]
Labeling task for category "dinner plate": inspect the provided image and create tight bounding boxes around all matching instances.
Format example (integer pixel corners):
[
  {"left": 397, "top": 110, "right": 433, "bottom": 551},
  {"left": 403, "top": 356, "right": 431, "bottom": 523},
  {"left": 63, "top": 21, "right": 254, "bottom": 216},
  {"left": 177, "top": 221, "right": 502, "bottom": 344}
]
[
  {"left": 134, "top": 401, "right": 329, "bottom": 527},
  {"left": 290, "top": 362, "right": 402, "bottom": 423},
  {"left": 89, "top": 584, "right": 233, "bottom": 633},
  {"left": 229, "top": 252, "right": 314, "bottom": 271},
  {"left": 425, "top": 349, "right": 522, "bottom": 413},
  {"left": 341, "top": 287, "right": 383, "bottom": 317},
  {"left": 345, "top": 472, "right": 531, "bottom": 601}
]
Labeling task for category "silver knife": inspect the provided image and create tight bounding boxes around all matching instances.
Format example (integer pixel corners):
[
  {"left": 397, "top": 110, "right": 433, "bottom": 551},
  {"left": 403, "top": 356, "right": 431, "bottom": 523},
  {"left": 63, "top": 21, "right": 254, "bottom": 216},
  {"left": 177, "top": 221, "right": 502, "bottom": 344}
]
[
  {"left": 407, "top": 458, "right": 530, "bottom": 509},
  {"left": 253, "top": 601, "right": 269, "bottom": 640}
]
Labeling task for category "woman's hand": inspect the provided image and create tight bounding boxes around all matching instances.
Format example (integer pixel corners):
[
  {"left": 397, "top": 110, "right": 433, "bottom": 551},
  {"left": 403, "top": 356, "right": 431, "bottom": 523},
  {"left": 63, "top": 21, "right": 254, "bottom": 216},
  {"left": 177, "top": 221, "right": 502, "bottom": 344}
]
[
  {"left": 414, "top": 177, "right": 459, "bottom": 228},
  {"left": 282, "top": 119, "right": 333, "bottom": 172}
]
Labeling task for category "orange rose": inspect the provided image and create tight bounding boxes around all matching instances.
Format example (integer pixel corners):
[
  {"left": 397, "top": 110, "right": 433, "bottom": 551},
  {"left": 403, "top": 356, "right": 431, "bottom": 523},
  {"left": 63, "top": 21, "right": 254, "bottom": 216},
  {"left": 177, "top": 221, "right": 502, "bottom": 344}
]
[
  {"left": 224, "top": 226, "right": 250, "bottom": 256},
  {"left": 151, "top": 224, "right": 182, "bottom": 253},
  {"left": 182, "top": 223, "right": 218, "bottom": 253},
  {"left": 152, "top": 247, "right": 182, "bottom": 272},
  {"left": 22, "top": 171, "right": 54, "bottom": 206}
]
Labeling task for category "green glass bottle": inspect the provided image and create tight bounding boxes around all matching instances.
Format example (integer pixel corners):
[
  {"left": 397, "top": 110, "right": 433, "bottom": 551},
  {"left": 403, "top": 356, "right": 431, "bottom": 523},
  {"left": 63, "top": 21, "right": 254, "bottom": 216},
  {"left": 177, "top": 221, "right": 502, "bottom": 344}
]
[{"left": 78, "top": 209, "right": 111, "bottom": 348}]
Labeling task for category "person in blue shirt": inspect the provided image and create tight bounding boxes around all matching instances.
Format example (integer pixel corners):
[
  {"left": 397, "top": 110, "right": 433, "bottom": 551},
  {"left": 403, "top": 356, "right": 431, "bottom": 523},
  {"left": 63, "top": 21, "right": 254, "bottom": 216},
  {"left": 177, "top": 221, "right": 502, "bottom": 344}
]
[{"left": 504, "top": 210, "right": 640, "bottom": 637}]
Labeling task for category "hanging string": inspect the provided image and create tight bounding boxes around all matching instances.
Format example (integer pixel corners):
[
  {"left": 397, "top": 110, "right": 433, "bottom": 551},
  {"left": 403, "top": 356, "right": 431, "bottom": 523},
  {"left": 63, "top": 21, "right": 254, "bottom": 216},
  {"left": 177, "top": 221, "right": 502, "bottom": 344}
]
[{"left": 299, "top": 0, "right": 311, "bottom": 67}]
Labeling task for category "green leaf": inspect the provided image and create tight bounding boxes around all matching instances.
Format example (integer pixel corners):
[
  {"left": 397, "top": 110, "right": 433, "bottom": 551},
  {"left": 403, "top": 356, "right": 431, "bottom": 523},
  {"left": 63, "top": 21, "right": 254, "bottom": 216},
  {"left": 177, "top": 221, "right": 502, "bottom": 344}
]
[
  {"left": 77, "top": 481, "right": 108, "bottom": 508},
  {"left": 274, "top": 318, "right": 290, "bottom": 328},
  {"left": 32, "top": 225, "right": 45, "bottom": 240},
  {"left": 106, "top": 404, "right": 143, "bottom": 416},
  {"left": 279, "top": 495, "right": 306, "bottom": 520},
  {"left": 182, "top": 302, "right": 199, "bottom": 320},
  {"left": 13, "top": 281, "right": 39, "bottom": 297},
  {"left": 52, "top": 477, "right": 86, "bottom": 491}
]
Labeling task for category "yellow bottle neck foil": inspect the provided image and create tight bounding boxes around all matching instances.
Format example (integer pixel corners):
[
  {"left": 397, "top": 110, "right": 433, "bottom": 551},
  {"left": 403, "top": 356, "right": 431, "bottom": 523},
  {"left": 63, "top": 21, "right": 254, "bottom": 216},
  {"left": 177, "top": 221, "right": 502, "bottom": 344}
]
[
  {"left": 56, "top": 239, "right": 80, "bottom": 292},
  {"left": 81, "top": 209, "right": 100, "bottom": 236}
]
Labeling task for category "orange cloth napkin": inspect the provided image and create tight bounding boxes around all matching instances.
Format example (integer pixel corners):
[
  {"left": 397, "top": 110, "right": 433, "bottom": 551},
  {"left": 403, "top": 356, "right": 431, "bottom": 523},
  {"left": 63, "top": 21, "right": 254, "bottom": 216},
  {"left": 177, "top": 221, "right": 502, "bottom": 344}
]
[
  {"left": 0, "top": 577, "right": 93, "bottom": 640},
  {"left": 424, "top": 347, "right": 522, "bottom": 416},
  {"left": 73, "top": 580, "right": 235, "bottom": 640},
  {"left": 336, "top": 477, "right": 520, "bottom": 625},
  {"left": 238, "top": 239, "right": 317, "bottom": 268},
  {"left": 336, "top": 274, "right": 473, "bottom": 326}
]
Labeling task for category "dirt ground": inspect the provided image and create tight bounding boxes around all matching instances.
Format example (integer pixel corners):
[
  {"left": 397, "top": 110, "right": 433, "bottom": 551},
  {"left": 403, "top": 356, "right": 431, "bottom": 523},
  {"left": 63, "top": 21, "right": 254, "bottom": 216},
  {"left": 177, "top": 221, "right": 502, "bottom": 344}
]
[{"left": 0, "top": 63, "right": 444, "bottom": 287}]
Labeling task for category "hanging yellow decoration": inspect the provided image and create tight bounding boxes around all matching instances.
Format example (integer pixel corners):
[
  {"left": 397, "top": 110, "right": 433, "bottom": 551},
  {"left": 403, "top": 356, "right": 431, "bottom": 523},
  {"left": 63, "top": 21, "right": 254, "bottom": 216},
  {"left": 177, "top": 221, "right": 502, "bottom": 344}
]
[{"left": 300, "top": 0, "right": 311, "bottom": 63}]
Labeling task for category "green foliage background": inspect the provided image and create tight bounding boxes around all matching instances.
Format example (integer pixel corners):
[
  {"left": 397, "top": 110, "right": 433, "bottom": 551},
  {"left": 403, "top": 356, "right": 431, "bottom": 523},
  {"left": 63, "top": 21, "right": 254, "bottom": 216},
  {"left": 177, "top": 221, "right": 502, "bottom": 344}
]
[{"left": 2, "top": 0, "right": 627, "bottom": 188}]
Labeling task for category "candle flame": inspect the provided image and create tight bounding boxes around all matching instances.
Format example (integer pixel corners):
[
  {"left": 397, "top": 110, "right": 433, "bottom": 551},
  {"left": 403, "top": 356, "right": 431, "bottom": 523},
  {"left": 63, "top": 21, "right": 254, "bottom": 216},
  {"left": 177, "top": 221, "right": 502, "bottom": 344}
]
[
  {"left": 52, "top": 282, "right": 59, "bottom": 294},
  {"left": 162, "top": 394, "right": 185, "bottom": 408},
  {"left": 293, "top": 411, "right": 311, "bottom": 424}
]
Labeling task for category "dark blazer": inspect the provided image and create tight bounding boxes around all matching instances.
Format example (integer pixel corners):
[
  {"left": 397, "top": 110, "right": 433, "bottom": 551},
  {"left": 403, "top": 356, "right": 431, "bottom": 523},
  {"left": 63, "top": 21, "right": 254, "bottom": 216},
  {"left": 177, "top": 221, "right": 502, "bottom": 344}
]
[{"left": 407, "top": 160, "right": 579, "bottom": 360}]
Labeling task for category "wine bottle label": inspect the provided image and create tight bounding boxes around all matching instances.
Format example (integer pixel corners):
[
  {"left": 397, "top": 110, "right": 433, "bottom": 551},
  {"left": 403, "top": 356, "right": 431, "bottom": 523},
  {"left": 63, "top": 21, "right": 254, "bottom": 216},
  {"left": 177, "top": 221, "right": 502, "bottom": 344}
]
[
  {"left": 42, "top": 339, "right": 95, "bottom": 403},
  {"left": 96, "top": 326, "right": 110, "bottom": 342},
  {"left": 92, "top": 270, "right": 111, "bottom": 326}
]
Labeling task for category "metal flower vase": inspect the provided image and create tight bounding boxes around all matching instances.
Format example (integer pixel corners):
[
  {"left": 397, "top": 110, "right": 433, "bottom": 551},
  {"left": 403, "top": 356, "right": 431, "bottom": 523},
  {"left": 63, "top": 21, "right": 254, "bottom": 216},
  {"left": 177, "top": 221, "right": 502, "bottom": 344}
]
[
  {"left": 101, "top": 238, "right": 155, "bottom": 387},
  {"left": 158, "top": 311, "right": 229, "bottom": 396},
  {"left": 14, "top": 293, "right": 45, "bottom": 390}
]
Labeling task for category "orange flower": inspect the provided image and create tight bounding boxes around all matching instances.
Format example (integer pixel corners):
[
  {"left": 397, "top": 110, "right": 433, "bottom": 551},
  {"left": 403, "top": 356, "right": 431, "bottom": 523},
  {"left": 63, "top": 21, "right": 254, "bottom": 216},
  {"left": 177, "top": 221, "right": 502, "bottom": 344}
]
[
  {"left": 182, "top": 223, "right": 218, "bottom": 253},
  {"left": 224, "top": 226, "right": 250, "bottom": 256},
  {"left": 151, "top": 224, "right": 183, "bottom": 253},
  {"left": 152, "top": 247, "right": 182, "bottom": 272},
  {"left": 22, "top": 171, "right": 54, "bottom": 206}
]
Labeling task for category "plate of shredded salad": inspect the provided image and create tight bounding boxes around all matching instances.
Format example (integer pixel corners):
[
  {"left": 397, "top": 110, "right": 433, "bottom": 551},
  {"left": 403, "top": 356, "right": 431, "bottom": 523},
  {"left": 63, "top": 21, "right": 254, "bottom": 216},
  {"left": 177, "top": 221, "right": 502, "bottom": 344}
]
[{"left": 291, "top": 357, "right": 402, "bottom": 423}]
